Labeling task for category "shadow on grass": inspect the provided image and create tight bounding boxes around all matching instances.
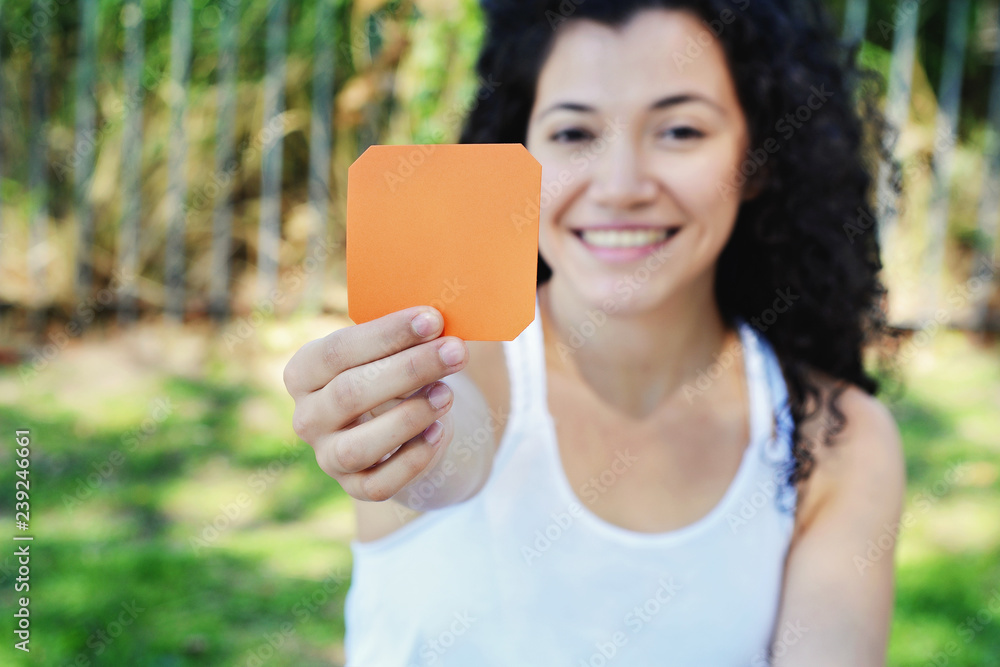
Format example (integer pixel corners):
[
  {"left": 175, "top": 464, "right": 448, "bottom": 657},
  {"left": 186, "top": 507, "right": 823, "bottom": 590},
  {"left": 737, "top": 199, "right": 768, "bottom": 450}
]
[{"left": 0, "top": 375, "right": 353, "bottom": 667}]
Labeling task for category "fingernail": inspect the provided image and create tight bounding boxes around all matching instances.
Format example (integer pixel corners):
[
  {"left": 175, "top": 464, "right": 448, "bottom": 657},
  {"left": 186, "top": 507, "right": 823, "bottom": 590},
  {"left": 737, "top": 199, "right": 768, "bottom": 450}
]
[
  {"left": 411, "top": 311, "right": 439, "bottom": 337},
  {"left": 423, "top": 420, "right": 444, "bottom": 445},
  {"left": 427, "top": 383, "right": 452, "bottom": 410},
  {"left": 438, "top": 340, "right": 465, "bottom": 367}
]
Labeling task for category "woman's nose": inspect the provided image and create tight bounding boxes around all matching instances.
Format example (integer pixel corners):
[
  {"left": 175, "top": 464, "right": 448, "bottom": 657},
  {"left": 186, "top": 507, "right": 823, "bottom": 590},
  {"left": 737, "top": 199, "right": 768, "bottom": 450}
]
[{"left": 588, "top": 137, "right": 658, "bottom": 211}]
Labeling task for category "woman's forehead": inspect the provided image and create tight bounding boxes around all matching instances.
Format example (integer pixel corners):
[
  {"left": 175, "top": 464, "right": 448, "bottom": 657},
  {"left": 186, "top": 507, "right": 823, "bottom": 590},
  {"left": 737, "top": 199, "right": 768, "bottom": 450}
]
[{"left": 535, "top": 9, "right": 737, "bottom": 113}]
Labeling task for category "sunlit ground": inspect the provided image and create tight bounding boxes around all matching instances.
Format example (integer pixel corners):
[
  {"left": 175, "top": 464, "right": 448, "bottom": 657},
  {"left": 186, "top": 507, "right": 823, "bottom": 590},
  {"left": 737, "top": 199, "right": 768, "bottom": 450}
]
[{"left": 0, "top": 317, "right": 998, "bottom": 666}]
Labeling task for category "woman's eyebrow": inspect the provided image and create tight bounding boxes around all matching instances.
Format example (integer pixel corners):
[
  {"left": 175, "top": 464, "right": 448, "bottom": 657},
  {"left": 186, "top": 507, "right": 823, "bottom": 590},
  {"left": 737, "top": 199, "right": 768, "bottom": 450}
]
[
  {"left": 537, "top": 93, "right": 724, "bottom": 120},
  {"left": 650, "top": 93, "right": 725, "bottom": 115},
  {"left": 537, "top": 102, "right": 596, "bottom": 119}
]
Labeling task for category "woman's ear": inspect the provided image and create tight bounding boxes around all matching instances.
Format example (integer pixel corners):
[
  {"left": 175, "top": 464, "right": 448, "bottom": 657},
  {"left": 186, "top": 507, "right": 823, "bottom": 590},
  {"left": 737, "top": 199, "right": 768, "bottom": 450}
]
[{"left": 741, "top": 167, "right": 768, "bottom": 201}]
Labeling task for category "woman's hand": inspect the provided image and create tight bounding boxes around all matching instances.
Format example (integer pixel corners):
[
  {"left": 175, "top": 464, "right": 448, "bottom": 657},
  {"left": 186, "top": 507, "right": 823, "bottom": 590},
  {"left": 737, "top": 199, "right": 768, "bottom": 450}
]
[{"left": 283, "top": 306, "right": 468, "bottom": 502}]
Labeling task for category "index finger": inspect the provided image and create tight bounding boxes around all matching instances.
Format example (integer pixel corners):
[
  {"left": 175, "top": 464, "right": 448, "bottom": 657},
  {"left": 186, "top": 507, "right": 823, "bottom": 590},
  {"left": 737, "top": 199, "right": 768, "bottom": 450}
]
[{"left": 284, "top": 306, "right": 444, "bottom": 397}]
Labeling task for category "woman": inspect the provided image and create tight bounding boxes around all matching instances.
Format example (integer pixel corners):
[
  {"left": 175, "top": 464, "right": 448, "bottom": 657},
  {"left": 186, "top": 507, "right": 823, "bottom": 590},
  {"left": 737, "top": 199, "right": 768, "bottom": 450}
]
[{"left": 283, "top": 1, "right": 905, "bottom": 664}]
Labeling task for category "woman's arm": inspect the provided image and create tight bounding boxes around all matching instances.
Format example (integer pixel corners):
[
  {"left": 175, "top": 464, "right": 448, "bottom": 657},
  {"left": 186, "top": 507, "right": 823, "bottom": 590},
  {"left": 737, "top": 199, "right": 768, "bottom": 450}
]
[
  {"left": 285, "top": 308, "right": 506, "bottom": 527},
  {"left": 770, "top": 386, "right": 906, "bottom": 667},
  {"left": 353, "top": 339, "right": 510, "bottom": 541},
  {"left": 390, "top": 343, "right": 508, "bottom": 511}
]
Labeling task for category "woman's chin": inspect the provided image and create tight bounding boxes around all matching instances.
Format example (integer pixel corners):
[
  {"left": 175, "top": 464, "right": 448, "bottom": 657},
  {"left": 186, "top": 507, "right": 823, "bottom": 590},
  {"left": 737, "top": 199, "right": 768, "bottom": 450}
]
[{"left": 548, "top": 268, "right": 682, "bottom": 317}]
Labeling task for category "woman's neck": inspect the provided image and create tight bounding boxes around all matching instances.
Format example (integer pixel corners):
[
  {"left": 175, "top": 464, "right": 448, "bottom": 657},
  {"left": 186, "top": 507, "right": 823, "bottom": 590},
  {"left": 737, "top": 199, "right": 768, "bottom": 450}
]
[{"left": 538, "top": 274, "right": 733, "bottom": 419}]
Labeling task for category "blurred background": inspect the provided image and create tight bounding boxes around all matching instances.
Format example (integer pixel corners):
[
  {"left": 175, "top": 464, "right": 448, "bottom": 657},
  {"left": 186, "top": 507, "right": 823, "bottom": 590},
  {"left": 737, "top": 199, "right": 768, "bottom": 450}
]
[{"left": 0, "top": 0, "right": 998, "bottom": 664}]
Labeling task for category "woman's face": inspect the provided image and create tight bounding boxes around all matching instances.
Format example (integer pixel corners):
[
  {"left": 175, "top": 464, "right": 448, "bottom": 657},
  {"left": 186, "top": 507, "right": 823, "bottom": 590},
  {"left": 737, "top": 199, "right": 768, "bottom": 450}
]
[{"left": 525, "top": 9, "right": 751, "bottom": 314}]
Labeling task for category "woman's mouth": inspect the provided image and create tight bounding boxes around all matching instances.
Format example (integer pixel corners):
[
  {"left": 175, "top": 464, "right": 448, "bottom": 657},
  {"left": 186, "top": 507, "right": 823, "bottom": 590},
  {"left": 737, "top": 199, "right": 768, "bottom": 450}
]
[{"left": 571, "top": 226, "right": 681, "bottom": 263}]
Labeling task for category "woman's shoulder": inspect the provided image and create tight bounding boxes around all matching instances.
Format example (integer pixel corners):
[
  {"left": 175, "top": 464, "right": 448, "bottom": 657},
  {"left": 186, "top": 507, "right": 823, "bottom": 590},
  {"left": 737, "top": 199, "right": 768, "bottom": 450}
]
[{"left": 792, "top": 369, "right": 906, "bottom": 537}]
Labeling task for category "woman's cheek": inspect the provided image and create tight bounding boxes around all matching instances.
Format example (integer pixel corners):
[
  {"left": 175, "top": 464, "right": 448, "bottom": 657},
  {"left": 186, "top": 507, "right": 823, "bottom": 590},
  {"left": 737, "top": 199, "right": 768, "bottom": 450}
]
[
  {"left": 537, "top": 159, "right": 579, "bottom": 224},
  {"left": 673, "top": 155, "right": 740, "bottom": 221}
]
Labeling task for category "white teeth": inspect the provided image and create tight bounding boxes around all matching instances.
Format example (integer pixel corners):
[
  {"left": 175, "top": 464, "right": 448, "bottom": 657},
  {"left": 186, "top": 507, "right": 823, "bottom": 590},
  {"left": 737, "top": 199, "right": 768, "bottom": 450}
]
[{"left": 579, "top": 228, "right": 672, "bottom": 248}]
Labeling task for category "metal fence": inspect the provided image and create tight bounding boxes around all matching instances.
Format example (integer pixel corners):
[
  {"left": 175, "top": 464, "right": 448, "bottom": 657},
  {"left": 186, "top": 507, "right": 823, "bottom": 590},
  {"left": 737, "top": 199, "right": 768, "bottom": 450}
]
[{"left": 0, "top": 0, "right": 998, "bottom": 331}]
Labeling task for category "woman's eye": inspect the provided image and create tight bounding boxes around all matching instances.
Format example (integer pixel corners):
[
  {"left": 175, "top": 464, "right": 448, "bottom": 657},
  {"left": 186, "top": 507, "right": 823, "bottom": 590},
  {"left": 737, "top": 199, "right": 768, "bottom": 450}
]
[
  {"left": 660, "top": 126, "right": 704, "bottom": 140},
  {"left": 550, "top": 128, "right": 595, "bottom": 143}
]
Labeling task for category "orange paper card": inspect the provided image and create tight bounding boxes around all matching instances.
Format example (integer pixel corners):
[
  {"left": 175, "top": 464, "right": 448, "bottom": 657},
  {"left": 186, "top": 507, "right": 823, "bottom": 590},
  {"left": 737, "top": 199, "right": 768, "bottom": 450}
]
[{"left": 347, "top": 144, "right": 541, "bottom": 341}]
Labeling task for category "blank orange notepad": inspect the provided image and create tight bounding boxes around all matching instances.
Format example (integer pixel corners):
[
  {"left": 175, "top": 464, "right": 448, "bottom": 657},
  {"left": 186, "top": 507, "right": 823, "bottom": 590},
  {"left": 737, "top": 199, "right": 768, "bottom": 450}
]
[{"left": 346, "top": 144, "right": 541, "bottom": 341}]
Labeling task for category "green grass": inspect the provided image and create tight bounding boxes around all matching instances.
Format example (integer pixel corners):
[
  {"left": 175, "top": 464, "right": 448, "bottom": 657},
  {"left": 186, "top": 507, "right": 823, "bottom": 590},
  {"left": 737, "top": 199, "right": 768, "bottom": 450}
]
[
  {"left": 1, "top": 324, "right": 998, "bottom": 665},
  {"left": 882, "top": 333, "right": 1000, "bottom": 666},
  {"left": 0, "top": 321, "right": 355, "bottom": 666}
]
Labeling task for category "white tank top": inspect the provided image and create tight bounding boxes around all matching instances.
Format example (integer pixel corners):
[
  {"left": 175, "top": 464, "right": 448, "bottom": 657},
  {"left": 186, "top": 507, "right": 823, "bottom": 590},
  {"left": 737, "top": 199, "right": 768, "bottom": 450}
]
[{"left": 345, "top": 299, "right": 799, "bottom": 666}]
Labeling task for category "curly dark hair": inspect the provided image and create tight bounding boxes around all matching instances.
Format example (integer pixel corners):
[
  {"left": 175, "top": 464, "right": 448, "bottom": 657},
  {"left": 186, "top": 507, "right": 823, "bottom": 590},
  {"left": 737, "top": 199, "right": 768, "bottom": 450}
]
[{"left": 458, "top": 0, "right": 896, "bottom": 491}]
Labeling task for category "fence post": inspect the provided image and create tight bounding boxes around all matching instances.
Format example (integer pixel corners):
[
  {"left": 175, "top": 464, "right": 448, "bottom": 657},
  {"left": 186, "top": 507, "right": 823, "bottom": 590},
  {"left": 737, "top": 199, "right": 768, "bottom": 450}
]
[
  {"left": 165, "top": 0, "right": 192, "bottom": 322},
  {"left": 209, "top": 0, "right": 239, "bottom": 321},
  {"left": 876, "top": 0, "right": 920, "bottom": 251},
  {"left": 975, "top": 4, "right": 1000, "bottom": 330},
  {"left": 28, "top": 0, "right": 50, "bottom": 312},
  {"left": 257, "top": 0, "right": 288, "bottom": 300},
  {"left": 73, "top": 0, "right": 98, "bottom": 311},
  {"left": 305, "top": 0, "right": 336, "bottom": 312},
  {"left": 357, "top": 11, "right": 385, "bottom": 155},
  {"left": 842, "top": 0, "right": 869, "bottom": 47},
  {"left": 921, "top": 0, "right": 971, "bottom": 318},
  {"left": 0, "top": 0, "right": 5, "bottom": 269},
  {"left": 118, "top": 0, "right": 146, "bottom": 324}
]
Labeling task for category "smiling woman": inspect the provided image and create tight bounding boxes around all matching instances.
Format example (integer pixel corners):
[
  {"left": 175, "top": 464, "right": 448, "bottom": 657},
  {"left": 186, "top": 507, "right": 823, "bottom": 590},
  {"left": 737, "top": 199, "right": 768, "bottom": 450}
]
[
  {"left": 527, "top": 13, "right": 750, "bottom": 316},
  {"left": 283, "top": 1, "right": 905, "bottom": 665}
]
